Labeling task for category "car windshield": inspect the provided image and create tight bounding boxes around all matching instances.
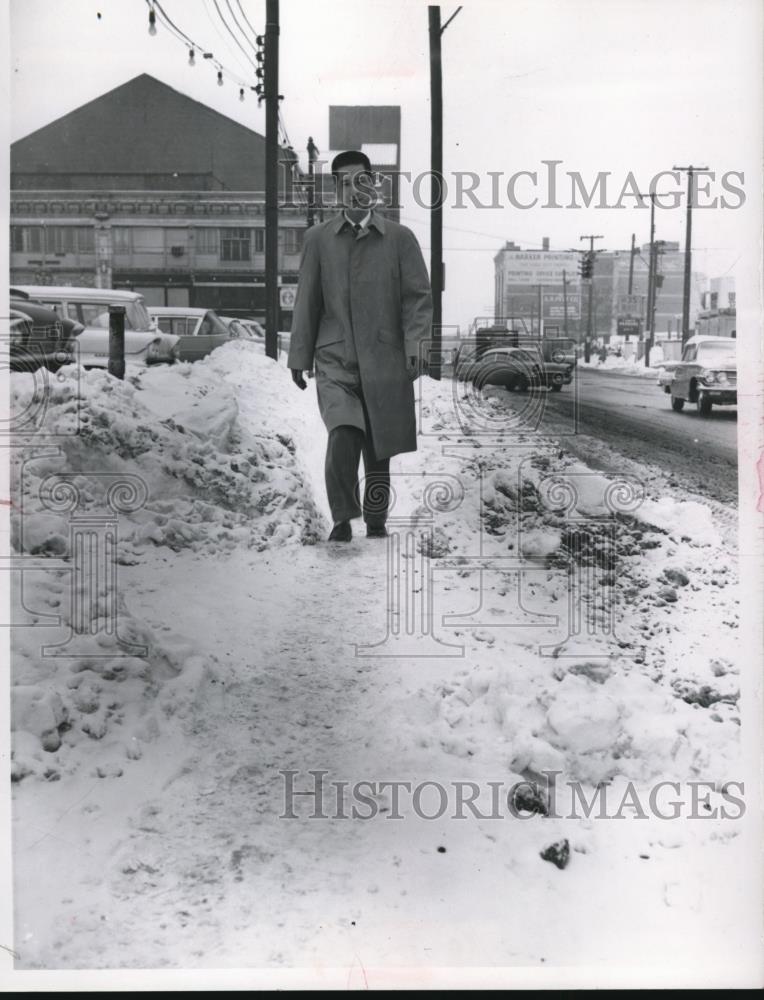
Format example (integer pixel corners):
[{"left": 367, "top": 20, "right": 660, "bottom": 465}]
[
  {"left": 78, "top": 300, "right": 153, "bottom": 332},
  {"left": 697, "top": 342, "right": 736, "bottom": 363},
  {"left": 203, "top": 312, "right": 230, "bottom": 336}
]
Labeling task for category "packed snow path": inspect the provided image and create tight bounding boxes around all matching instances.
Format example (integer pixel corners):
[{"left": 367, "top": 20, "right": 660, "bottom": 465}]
[{"left": 9, "top": 346, "right": 754, "bottom": 977}]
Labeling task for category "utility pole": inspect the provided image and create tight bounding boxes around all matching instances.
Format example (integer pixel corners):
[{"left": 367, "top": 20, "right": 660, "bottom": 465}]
[
  {"left": 537, "top": 283, "right": 543, "bottom": 338},
  {"left": 646, "top": 196, "right": 656, "bottom": 366},
  {"left": 264, "top": 0, "right": 280, "bottom": 361},
  {"left": 306, "top": 136, "right": 319, "bottom": 230},
  {"left": 628, "top": 232, "right": 635, "bottom": 295},
  {"left": 674, "top": 165, "right": 708, "bottom": 344},
  {"left": 562, "top": 270, "right": 569, "bottom": 338},
  {"left": 428, "top": 5, "right": 461, "bottom": 381},
  {"left": 634, "top": 191, "right": 658, "bottom": 366},
  {"left": 579, "top": 234, "right": 603, "bottom": 363}
]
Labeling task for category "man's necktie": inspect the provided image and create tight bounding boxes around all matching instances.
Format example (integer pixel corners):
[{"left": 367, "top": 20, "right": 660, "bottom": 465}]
[{"left": 353, "top": 223, "right": 362, "bottom": 236}]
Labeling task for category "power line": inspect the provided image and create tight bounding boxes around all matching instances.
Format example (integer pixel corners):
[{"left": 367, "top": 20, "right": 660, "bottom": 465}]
[
  {"left": 153, "top": 0, "right": 196, "bottom": 46},
  {"left": 225, "top": 0, "right": 260, "bottom": 59},
  {"left": 234, "top": 0, "right": 261, "bottom": 48},
  {"left": 147, "top": 0, "right": 256, "bottom": 91},
  {"left": 211, "top": 0, "right": 259, "bottom": 71},
  {"left": 201, "top": 0, "right": 256, "bottom": 78}
]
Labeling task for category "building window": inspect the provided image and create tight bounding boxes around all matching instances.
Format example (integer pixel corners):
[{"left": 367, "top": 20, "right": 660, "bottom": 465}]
[
  {"left": 48, "top": 227, "right": 77, "bottom": 254},
  {"left": 220, "top": 228, "right": 251, "bottom": 262},
  {"left": 77, "top": 227, "right": 95, "bottom": 253},
  {"left": 254, "top": 228, "right": 265, "bottom": 253},
  {"left": 10, "top": 226, "right": 24, "bottom": 252},
  {"left": 195, "top": 228, "right": 218, "bottom": 254},
  {"left": 281, "top": 228, "right": 303, "bottom": 254},
  {"left": 26, "top": 227, "right": 43, "bottom": 253},
  {"left": 113, "top": 227, "right": 131, "bottom": 253},
  {"left": 132, "top": 227, "right": 164, "bottom": 255}
]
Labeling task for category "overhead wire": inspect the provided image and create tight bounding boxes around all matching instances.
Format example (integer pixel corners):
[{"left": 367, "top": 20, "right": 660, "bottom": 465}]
[
  {"left": 234, "top": 0, "right": 261, "bottom": 48},
  {"left": 200, "top": 0, "right": 256, "bottom": 79},
  {"left": 147, "top": 1, "right": 305, "bottom": 178},
  {"left": 224, "top": 0, "right": 260, "bottom": 59},
  {"left": 146, "top": 0, "right": 258, "bottom": 91},
  {"left": 211, "top": 0, "right": 259, "bottom": 71}
]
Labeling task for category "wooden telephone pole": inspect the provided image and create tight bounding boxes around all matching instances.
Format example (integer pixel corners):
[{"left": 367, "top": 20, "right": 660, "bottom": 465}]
[
  {"left": 428, "top": 5, "right": 461, "bottom": 380},
  {"left": 264, "top": 0, "right": 280, "bottom": 360},
  {"left": 579, "top": 234, "right": 603, "bottom": 362},
  {"left": 673, "top": 165, "right": 708, "bottom": 343}
]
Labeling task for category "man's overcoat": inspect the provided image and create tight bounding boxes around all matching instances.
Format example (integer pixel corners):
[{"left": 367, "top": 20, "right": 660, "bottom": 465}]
[{"left": 287, "top": 212, "right": 433, "bottom": 461}]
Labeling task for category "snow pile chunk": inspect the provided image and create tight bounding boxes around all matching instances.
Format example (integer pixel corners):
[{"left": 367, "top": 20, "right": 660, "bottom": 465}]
[
  {"left": 11, "top": 347, "right": 323, "bottom": 555},
  {"left": 10, "top": 569, "right": 226, "bottom": 782},
  {"left": 636, "top": 496, "right": 722, "bottom": 547},
  {"left": 545, "top": 673, "right": 622, "bottom": 752}
]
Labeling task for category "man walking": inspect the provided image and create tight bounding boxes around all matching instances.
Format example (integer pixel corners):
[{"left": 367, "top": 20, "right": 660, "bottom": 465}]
[{"left": 288, "top": 150, "right": 433, "bottom": 542}]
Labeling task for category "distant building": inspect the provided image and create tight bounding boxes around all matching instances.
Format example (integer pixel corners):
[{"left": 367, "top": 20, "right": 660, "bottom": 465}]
[
  {"left": 10, "top": 74, "right": 305, "bottom": 318},
  {"left": 493, "top": 237, "right": 704, "bottom": 342},
  {"left": 493, "top": 240, "right": 581, "bottom": 337},
  {"left": 696, "top": 276, "right": 736, "bottom": 337}
]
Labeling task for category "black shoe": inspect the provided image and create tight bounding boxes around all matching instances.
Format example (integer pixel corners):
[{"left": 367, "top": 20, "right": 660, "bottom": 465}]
[
  {"left": 328, "top": 521, "right": 352, "bottom": 542},
  {"left": 366, "top": 524, "right": 388, "bottom": 539}
]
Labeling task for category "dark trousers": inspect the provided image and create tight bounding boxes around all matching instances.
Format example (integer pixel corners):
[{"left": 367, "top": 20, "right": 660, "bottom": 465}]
[{"left": 325, "top": 425, "right": 390, "bottom": 526}]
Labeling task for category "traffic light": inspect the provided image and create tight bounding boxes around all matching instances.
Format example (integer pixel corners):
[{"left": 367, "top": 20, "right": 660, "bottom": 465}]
[{"left": 579, "top": 251, "right": 595, "bottom": 279}]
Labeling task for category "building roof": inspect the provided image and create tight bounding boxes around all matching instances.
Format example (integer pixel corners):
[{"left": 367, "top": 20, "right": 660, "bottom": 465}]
[{"left": 11, "top": 74, "right": 293, "bottom": 193}]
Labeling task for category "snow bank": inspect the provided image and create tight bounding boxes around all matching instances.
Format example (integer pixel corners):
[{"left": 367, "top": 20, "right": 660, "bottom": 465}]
[
  {"left": 11, "top": 343, "right": 323, "bottom": 557},
  {"left": 579, "top": 354, "right": 661, "bottom": 378},
  {"left": 10, "top": 342, "right": 322, "bottom": 778}
]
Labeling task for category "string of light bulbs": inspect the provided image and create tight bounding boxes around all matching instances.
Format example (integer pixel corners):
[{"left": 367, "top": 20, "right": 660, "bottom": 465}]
[
  {"left": 145, "top": 0, "right": 256, "bottom": 100},
  {"left": 145, "top": 0, "right": 306, "bottom": 169}
]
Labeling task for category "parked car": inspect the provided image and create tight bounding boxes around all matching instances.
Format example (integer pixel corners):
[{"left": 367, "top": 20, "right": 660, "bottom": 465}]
[
  {"left": 239, "top": 319, "right": 266, "bottom": 342},
  {"left": 665, "top": 336, "right": 737, "bottom": 416},
  {"left": 219, "top": 316, "right": 255, "bottom": 341},
  {"left": 148, "top": 307, "right": 232, "bottom": 361},
  {"left": 219, "top": 316, "right": 289, "bottom": 356},
  {"left": 14, "top": 286, "right": 179, "bottom": 369},
  {"left": 8, "top": 297, "right": 79, "bottom": 373},
  {"left": 459, "top": 346, "right": 573, "bottom": 392}
]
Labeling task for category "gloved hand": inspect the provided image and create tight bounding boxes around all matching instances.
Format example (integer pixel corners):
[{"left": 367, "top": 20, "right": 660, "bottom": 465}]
[
  {"left": 291, "top": 369, "right": 307, "bottom": 390},
  {"left": 407, "top": 356, "right": 427, "bottom": 380}
]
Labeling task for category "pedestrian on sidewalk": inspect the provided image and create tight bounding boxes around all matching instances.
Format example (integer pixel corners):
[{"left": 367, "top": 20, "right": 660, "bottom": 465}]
[{"left": 288, "top": 150, "right": 433, "bottom": 542}]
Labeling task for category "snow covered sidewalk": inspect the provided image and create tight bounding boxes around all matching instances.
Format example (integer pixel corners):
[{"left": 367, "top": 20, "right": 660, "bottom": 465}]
[{"left": 9, "top": 344, "right": 754, "bottom": 981}]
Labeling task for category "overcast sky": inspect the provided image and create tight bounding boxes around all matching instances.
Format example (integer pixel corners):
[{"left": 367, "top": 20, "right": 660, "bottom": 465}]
[{"left": 7, "top": 0, "right": 763, "bottom": 329}]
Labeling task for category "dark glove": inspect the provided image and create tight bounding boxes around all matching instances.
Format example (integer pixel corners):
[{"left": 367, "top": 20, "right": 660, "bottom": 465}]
[
  {"left": 407, "top": 356, "right": 427, "bottom": 380},
  {"left": 291, "top": 369, "right": 307, "bottom": 390}
]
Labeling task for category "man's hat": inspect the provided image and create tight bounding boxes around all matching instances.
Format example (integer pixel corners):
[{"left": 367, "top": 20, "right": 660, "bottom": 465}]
[{"left": 331, "top": 149, "right": 372, "bottom": 176}]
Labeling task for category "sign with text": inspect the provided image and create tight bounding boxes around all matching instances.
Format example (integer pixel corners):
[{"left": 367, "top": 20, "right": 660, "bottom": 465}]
[{"left": 617, "top": 317, "right": 642, "bottom": 338}]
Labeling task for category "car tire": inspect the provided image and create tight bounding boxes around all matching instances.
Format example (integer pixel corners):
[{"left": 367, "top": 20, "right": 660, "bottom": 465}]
[
  {"left": 516, "top": 375, "right": 529, "bottom": 393},
  {"left": 550, "top": 383, "right": 563, "bottom": 392},
  {"left": 671, "top": 396, "right": 685, "bottom": 411},
  {"left": 696, "top": 392, "right": 712, "bottom": 417}
]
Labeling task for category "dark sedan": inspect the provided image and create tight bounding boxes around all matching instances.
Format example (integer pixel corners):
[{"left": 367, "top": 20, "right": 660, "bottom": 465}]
[
  {"left": 9, "top": 297, "right": 79, "bottom": 373},
  {"left": 458, "top": 346, "right": 573, "bottom": 392}
]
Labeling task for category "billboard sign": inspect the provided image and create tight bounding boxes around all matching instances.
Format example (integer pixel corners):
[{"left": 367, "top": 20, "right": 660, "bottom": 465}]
[{"left": 617, "top": 317, "right": 641, "bottom": 338}]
